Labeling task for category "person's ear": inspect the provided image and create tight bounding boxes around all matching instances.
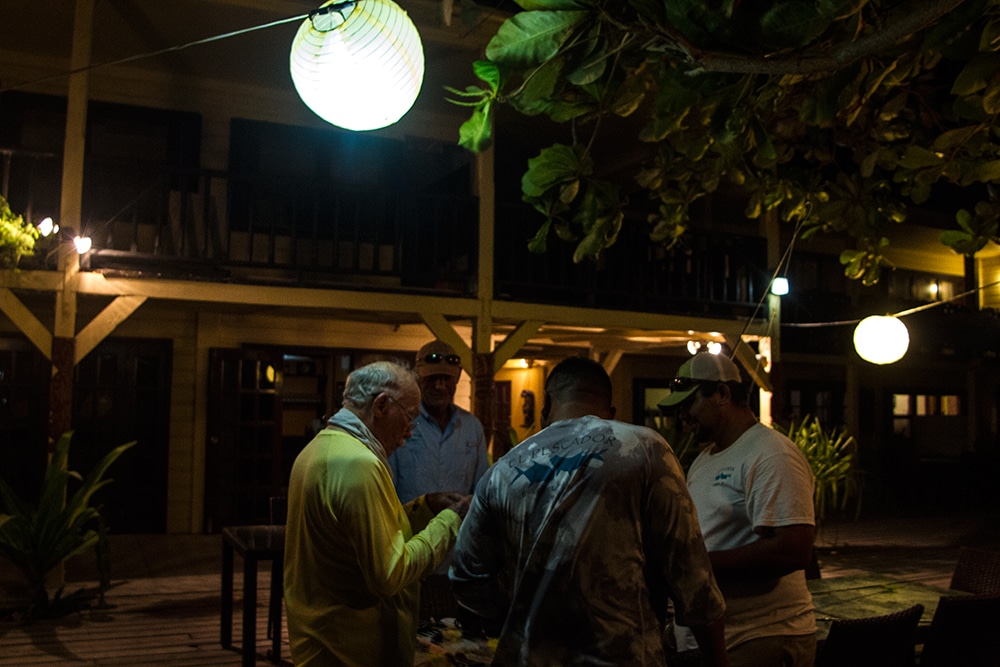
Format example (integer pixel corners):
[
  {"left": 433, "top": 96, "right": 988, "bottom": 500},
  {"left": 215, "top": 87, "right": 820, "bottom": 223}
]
[
  {"left": 540, "top": 393, "right": 552, "bottom": 425},
  {"left": 716, "top": 383, "right": 730, "bottom": 404}
]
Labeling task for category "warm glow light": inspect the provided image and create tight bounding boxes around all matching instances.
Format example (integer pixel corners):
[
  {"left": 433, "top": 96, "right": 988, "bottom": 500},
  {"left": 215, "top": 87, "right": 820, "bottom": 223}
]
[
  {"left": 73, "top": 236, "right": 92, "bottom": 254},
  {"left": 854, "top": 315, "right": 909, "bottom": 364},
  {"left": 290, "top": 0, "right": 424, "bottom": 131},
  {"left": 687, "top": 340, "right": 722, "bottom": 355},
  {"left": 37, "top": 217, "right": 56, "bottom": 237},
  {"left": 771, "top": 276, "right": 789, "bottom": 296}
]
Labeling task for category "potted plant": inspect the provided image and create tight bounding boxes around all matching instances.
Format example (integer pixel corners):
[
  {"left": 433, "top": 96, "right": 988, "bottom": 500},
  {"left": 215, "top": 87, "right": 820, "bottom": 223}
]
[
  {"left": 0, "top": 431, "right": 135, "bottom": 619},
  {"left": 0, "top": 195, "right": 38, "bottom": 269}
]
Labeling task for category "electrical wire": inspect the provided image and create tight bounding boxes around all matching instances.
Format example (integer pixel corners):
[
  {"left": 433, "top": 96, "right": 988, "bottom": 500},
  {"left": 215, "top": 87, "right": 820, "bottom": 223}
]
[
  {"left": 0, "top": 12, "right": 310, "bottom": 94},
  {"left": 783, "top": 278, "right": 1000, "bottom": 328}
]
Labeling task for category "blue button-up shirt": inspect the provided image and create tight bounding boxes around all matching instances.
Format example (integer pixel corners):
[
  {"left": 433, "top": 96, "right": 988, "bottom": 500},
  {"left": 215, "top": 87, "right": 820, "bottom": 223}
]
[{"left": 388, "top": 403, "right": 489, "bottom": 503}]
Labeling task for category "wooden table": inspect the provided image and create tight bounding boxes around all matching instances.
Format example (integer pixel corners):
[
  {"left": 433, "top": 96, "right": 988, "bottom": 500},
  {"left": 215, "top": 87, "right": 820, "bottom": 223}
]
[
  {"left": 808, "top": 573, "right": 959, "bottom": 641},
  {"left": 220, "top": 525, "right": 286, "bottom": 667}
]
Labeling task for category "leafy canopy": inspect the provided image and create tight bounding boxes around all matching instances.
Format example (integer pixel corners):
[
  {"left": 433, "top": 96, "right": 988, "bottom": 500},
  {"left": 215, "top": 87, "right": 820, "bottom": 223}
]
[{"left": 449, "top": 0, "right": 1000, "bottom": 284}]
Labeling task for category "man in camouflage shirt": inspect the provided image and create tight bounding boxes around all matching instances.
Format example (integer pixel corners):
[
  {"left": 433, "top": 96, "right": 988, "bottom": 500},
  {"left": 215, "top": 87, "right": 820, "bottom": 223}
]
[{"left": 450, "top": 356, "right": 728, "bottom": 666}]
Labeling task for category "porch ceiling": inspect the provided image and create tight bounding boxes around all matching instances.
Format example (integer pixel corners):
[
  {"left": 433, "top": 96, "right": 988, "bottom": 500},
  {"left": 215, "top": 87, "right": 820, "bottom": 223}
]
[{"left": 3, "top": 0, "right": 504, "bottom": 119}]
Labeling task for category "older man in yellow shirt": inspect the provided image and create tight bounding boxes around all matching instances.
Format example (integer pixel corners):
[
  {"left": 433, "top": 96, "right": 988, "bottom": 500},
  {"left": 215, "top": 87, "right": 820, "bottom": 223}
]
[{"left": 284, "top": 361, "right": 470, "bottom": 666}]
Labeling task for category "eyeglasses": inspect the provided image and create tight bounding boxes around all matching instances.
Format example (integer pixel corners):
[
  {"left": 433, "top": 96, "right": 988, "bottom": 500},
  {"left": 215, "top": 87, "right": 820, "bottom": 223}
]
[
  {"left": 422, "top": 352, "right": 461, "bottom": 366},
  {"left": 386, "top": 394, "right": 420, "bottom": 428},
  {"left": 669, "top": 377, "right": 703, "bottom": 392}
]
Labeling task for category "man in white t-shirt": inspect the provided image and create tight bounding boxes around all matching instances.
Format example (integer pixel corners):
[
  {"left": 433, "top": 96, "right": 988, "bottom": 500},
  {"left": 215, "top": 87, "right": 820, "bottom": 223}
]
[{"left": 660, "top": 351, "right": 816, "bottom": 667}]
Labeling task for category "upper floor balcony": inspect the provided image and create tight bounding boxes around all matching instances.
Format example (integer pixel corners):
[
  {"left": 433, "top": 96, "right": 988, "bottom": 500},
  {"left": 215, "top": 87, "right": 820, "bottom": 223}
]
[{"left": 3, "top": 147, "right": 769, "bottom": 322}]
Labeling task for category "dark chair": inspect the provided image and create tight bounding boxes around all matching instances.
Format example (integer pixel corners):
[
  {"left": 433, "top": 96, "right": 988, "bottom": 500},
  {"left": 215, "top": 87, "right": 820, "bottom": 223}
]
[
  {"left": 419, "top": 573, "right": 458, "bottom": 621},
  {"left": 816, "top": 603, "right": 923, "bottom": 667},
  {"left": 949, "top": 546, "right": 1000, "bottom": 595},
  {"left": 918, "top": 593, "right": 1000, "bottom": 667}
]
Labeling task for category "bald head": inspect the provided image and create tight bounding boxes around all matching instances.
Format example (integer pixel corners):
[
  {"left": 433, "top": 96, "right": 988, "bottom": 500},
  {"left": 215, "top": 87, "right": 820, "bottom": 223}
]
[{"left": 541, "top": 356, "right": 615, "bottom": 426}]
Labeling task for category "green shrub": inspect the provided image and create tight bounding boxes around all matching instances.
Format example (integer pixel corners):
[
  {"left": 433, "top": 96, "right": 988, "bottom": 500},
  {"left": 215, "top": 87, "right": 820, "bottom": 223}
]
[
  {"left": 0, "top": 195, "right": 38, "bottom": 269},
  {"left": 776, "top": 416, "right": 862, "bottom": 524},
  {"left": 0, "top": 431, "right": 135, "bottom": 619}
]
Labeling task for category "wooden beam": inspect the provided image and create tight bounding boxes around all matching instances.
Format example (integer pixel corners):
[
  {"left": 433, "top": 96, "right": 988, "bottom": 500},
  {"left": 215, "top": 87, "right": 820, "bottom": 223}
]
[
  {"left": 492, "top": 320, "right": 543, "bottom": 373},
  {"left": 75, "top": 295, "right": 148, "bottom": 364},
  {"left": 419, "top": 312, "right": 470, "bottom": 367},
  {"left": 75, "top": 273, "right": 481, "bottom": 317},
  {"left": 602, "top": 349, "right": 624, "bottom": 375},
  {"left": 492, "top": 300, "right": 770, "bottom": 337},
  {"left": 727, "top": 335, "right": 773, "bottom": 393},
  {"left": 0, "top": 287, "right": 52, "bottom": 360}
]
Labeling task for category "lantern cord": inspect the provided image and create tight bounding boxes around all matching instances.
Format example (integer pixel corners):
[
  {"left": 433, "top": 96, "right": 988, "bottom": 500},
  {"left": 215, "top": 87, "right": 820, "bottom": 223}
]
[
  {"left": 783, "top": 278, "right": 1000, "bottom": 328},
  {"left": 0, "top": 12, "right": 312, "bottom": 94}
]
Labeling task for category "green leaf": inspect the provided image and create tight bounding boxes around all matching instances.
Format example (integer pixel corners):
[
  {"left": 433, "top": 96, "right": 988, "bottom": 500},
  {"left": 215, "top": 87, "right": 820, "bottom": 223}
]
[
  {"left": 521, "top": 144, "right": 588, "bottom": 198},
  {"left": 974, "top": 160, "right": 1000, "bottom": 183},
  {"left": 931, "top": 126, "right": 979, "bottom": 152},
  {"left": 472, "top": 60, "right": 502, "bottom": 93},
  {"left": 940, "top": 229, "right": 986, "bottom": 254},
  {"left": 567, "top": 48, "right": 608, "bottom": 86},
  {"left": 458, "top": 100, "right": 494, "bottom": 153},
  {"left": 816, "top": 0, "right": 867, "bottom": 20},
  {"left": 514, "top": 57, "right": 566, "bottom": 115},
  {"left": 898, "top": 146, "right": 945, "bottom": 169},
  {"left": 951, "top": 52, "right": 1000, "bottom": 96},
  {"left": 515, "top": 0, "right": 587, "bottom": 10},
  {"left": 486, "top": 10, "right": 589, "bottom": 69},
  {"left": 984, "top": 81, "right": 1000, "bottom": 115},
  {"left": 760, "top": 2, "right": 828, "bottom": 48},
  {"left": 527, "top": 219, "right": 552, "bottom": 253}
]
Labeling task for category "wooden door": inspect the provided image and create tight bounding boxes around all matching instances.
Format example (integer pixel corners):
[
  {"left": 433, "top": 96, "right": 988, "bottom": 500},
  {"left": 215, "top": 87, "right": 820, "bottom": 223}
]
[
  {"left": 72, "top": 338, "right": 172, "bottom": 533},
  {"left": 205, "top": 348, "right": 283, "bottom": 531}
]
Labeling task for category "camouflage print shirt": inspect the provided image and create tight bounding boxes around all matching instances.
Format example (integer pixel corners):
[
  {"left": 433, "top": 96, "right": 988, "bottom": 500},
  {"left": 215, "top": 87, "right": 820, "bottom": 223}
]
[{"left": 450, "top": 415, "right": 725, "bottom": 666}]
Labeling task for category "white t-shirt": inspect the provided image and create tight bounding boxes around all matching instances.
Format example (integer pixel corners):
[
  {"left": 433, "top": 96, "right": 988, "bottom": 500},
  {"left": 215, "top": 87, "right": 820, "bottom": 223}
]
[{"left": 676, "top": 422, "right": 816, "bottom": 651}]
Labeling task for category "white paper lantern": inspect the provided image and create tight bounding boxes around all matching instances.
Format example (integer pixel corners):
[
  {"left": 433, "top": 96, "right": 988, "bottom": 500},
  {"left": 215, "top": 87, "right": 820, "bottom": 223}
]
[
  {"left": 853, "top": 315, "right": 909, "bottom": 364},
  {"left": 290, "top": 0, "right": 424, "bottom": 131}
]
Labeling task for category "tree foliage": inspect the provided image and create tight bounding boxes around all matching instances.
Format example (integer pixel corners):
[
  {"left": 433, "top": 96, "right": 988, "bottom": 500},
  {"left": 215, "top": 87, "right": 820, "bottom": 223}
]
[{"left": 448, "top": 0, "right": 1000, "bottom": 283}]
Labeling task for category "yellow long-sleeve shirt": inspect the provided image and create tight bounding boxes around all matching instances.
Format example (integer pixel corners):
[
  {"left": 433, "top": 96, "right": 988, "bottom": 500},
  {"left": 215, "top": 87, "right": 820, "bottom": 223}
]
[{"left": 284, "top": 428, "right": 461, "bottom": 666}]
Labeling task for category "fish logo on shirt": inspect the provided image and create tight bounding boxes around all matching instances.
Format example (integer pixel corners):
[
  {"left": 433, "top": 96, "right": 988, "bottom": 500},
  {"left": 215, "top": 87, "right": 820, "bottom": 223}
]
[
  {"left": 714, "top": 472, "right": 732, "bottom": 481},
  {"left": 512, "top": 449, "right": 606, "bottom": 485}
]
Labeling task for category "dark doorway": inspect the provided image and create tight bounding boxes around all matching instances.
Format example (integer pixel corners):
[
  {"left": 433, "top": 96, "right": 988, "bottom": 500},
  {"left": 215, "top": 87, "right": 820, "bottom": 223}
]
[
  {"left": 205, "top": 348, "right": 284, "bottom": 532},
  {"left": 72, "top": 338, "right": 172, "bottom": 533},
  {"left": 0, "top": 338, "right": 51, "bottom": 504}
]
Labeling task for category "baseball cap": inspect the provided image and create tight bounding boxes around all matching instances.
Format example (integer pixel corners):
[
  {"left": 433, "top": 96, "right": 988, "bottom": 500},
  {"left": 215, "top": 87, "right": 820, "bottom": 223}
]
[
  {"left": 415, "top": 340, "right": 462, "bottom": 379},
  {"left": 658, "top": 352, "right": 742, "bottom": 408}
]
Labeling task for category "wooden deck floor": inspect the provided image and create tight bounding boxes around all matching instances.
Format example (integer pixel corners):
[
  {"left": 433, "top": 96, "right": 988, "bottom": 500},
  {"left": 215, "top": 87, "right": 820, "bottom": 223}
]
[
  {"left": 2, "top": 510, "right": 996, "bottom": 666},
  {"left": 1, "top": 573, "right": 291, "bottom": 667}
]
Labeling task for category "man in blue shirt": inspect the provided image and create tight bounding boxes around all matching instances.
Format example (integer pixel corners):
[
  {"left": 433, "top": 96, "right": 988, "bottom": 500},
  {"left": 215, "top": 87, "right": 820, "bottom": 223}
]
[{"left": 388, "top": 339, "right": 489, "bottom": 504}]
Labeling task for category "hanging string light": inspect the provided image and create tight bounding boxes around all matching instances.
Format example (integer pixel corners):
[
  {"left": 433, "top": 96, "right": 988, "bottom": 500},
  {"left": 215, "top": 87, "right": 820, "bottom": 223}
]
[
  {"left": 853, "top": 315, "right": 910, "bottom": 364},
  {"left": 290, "top": 0, "right": 425, "bottom": 131}
]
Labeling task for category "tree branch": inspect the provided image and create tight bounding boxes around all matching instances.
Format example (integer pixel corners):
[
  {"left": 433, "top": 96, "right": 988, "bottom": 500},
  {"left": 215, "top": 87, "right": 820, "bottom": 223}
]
[{"left": 682, "top": 0, "right": 969, "bottom": 76}]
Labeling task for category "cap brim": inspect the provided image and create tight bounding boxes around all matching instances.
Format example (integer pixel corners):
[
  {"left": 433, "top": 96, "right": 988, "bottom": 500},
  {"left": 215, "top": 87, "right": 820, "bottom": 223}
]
[
  {"left": 658, "top": 387, "right": 697, "bottom": 409},
  {"left": 417, "top": 365, "right": 461, "bottom": 379}
]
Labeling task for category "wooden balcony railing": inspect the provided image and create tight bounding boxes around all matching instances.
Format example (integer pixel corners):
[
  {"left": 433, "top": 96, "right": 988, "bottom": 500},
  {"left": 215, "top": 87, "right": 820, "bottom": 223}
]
[{"left": 4, "top": 152, "right": 768, "bottom": 318}]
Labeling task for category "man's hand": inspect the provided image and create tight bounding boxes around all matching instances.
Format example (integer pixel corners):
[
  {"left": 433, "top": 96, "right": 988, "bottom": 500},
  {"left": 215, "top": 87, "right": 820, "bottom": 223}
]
[
  {"left": 447, "top": 495, "right": 471, "bottom": 519},
  {"left": 425, "top": 492, "right": 465, "bottom": 513}
]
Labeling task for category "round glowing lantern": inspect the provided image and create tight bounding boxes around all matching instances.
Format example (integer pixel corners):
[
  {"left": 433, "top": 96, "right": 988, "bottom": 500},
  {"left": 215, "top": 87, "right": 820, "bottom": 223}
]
[
  {"left": 853, "top": 315, "right": 909, "bottom": 364},
  {"left": 290, "top": 0, "right": 424, "bottom": 131}
]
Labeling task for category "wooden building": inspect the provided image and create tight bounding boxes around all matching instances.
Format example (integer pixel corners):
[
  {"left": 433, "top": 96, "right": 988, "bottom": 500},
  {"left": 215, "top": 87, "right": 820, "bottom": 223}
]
[{"left": 1, "top": 0, "right": 998, "bottom": 535}]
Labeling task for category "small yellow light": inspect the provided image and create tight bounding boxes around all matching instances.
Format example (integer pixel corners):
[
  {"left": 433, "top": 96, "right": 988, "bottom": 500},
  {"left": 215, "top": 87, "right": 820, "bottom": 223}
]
[
  {"left": 854, "top": 315, "right": 909, "bottom": 364},
  {"left": 37, "top": 217, "right": 56, "bottom": 237},
  {"left": 290, "top": 0, "right": 425, "bottom": 131},
  {"left": 73, "top": 236, "right": 92, "bottom": 254}
]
